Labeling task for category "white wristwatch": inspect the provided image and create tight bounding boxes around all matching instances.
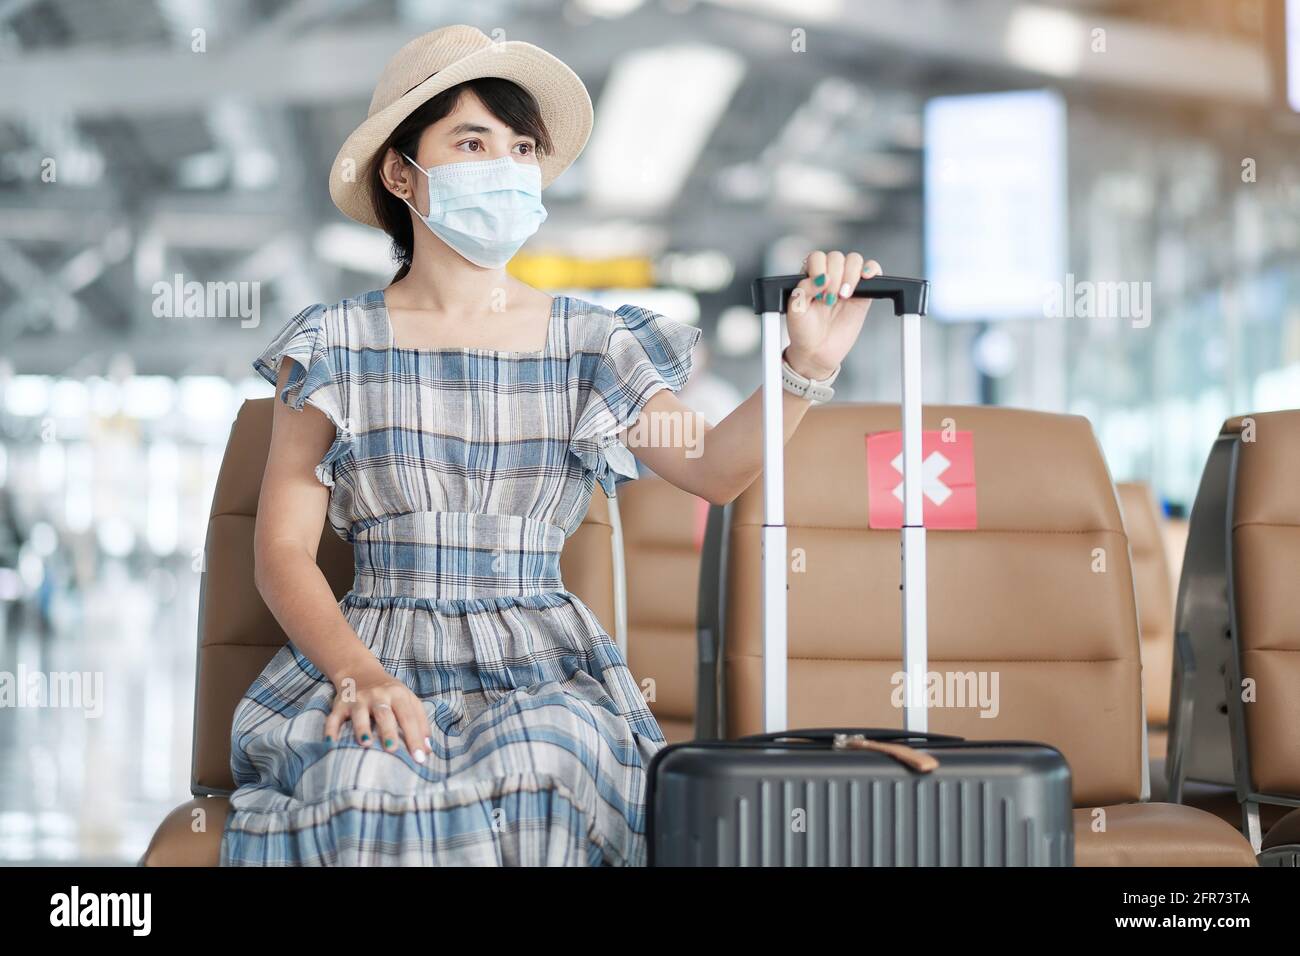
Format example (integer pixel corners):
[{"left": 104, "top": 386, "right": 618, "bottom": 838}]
[{"left": 780, "top": 351, "right": 840, "bottom": 404}]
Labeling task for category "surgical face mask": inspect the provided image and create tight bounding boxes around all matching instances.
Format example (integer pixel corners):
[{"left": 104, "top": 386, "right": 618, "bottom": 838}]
[{"left": 400, "top": 153, "right": 548, "bottom": 268}]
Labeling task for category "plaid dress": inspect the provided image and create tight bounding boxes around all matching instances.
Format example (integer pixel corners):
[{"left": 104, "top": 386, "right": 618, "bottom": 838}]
[{"left": 220, "top": 289, "right": 699, "bottom": 866}]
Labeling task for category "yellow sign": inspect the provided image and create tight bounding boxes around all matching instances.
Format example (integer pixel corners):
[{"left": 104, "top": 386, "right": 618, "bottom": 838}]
[{"left": 508, "top": 254, "right": 655, "bottom": 289}]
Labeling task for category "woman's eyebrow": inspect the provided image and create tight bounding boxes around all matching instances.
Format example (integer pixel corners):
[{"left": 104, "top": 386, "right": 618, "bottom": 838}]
[{"left": 446, "top": 122, "right": 531, "bottom": 141}]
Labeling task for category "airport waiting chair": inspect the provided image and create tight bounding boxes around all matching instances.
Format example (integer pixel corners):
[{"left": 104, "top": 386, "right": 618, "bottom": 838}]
[
  {"left": 1116, "top": 482, "right": 1175, "bottom": 760},
  {"left": 1167, "top": 411, "right": 1300, "bottom": 865},
  {"left": 618, "top": 477, "right": 708, "bottom": 743},
  {"left": 698, "top": 403, "right": 1256, "bottom": 866},
  {"left": 1127, "top": 475, "right": 1286, "bottom": 836},
  {"left": 1120, "top": 480, "right": 1271, "bottom": 831},
  {"left": 140, "top": 398, "right": 621, "bottom": 866}
]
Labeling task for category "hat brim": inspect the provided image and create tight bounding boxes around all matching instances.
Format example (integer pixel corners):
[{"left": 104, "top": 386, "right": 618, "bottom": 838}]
[{"left": 329, "top": 40, "right": 593, "bottom": 229}]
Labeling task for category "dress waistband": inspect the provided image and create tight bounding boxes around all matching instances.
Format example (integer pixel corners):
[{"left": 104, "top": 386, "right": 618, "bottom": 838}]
[{"left": 351, "top": 512, "right": 566, "bottom": 601}]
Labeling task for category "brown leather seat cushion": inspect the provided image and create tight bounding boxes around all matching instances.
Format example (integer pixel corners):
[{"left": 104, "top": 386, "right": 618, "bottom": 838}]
[
  {"left": 656, "top": 717, "right": 694, "bottom": 744},
  {"left": 1261, "top": 808, "right": 1300, "bottom": 851},
  {"left": 620, "top": 477, "right": 706, "bottom": 742},
  {"left": 1224, "top": 412, "right": 1300, "bottom": 796},
  {"left": 1074, "top": 804, "right": 1258, "bottom": 866},
  {"left": 140, "top": 798, "right": 230, "bottom": 867},
  {"left": 1148, "top": 727, "right": 1167, "bottom": 761},
  {"left": 1116, "top": 482, "right": 1174, "bottom": 728}
]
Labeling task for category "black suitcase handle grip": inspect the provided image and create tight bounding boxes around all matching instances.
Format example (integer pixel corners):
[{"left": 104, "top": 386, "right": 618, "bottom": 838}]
[
  {"left": 751, "top": 274, "right": 929, "bottom": 317},
  {"left": 740, "top": 727, "right": 963, "bottom": 745}
]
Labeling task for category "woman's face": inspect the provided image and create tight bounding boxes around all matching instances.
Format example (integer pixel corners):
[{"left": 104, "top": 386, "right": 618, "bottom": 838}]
[{"left": 380, "top": 90, "right": 540, "bottom": 210}]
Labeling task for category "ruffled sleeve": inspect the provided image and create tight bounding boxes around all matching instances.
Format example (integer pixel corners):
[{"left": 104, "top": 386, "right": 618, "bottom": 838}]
[
  {"left": 252, "top": 303, "right": 353, "bottom": 489},
  {"left": 569, "top": 303, "right": 701, "bottom": 496}
]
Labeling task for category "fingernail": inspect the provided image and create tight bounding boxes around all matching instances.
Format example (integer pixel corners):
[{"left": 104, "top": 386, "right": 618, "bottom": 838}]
[
  {"left": 825, "top": 292, "right": 836, "bottom": 306},
  {"left": 813, "top": 273, "right": 826, "bottom": 286},
  {"left": 324, "top": 735, "right": 333, "bottom": 744},
  {"left": 360, "top": 734, "right": 370, "bottom": 745},
  {"left": 839, "top": 282, "right": 853, "bottom": 299},
  {"left": 384, "top": 738, "right": 395, "bottom": 749},
  {"left": 413, "top": 749, "right": 427, "bottom": 764}
]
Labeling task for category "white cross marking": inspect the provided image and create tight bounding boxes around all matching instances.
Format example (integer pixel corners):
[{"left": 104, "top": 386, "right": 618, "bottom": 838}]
[{"left": 891, "top": 450, "right": 953, "bottom": 506}]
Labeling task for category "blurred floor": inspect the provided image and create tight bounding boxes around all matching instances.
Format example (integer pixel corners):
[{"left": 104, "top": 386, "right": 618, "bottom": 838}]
[{"left": 0, "top": 556, "right": 199, "bottom": 864}]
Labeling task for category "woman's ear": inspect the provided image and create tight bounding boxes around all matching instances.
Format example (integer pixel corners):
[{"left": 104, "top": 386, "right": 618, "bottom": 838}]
[{"left": 378, "top": 148, "right": 416, "bottom": 205}]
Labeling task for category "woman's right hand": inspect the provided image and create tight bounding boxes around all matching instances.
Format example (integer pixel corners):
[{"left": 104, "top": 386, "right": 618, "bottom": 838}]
[{"left": 324, "top": 668, "right": 432, "bottom": 764}]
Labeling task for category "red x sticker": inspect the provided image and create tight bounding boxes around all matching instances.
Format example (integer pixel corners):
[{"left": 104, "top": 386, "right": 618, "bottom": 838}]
[{"left": 865, "top": 431, "right": 977, "bottom": 529}]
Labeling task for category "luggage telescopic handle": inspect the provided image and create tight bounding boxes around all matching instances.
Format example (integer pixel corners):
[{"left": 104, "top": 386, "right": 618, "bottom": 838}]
[
  {"left": 753, "top": 269, "right": 931, "bottom": 738},
  {"left": 750, "top": 274, "right": 929, "bottom": 317}
]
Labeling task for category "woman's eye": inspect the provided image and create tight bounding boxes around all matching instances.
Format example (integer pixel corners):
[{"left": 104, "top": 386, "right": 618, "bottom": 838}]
[{"left": 516, "top": 143, "right": 532, "bottom": 155}]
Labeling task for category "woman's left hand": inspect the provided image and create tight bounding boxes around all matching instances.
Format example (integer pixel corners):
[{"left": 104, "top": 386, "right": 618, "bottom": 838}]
[{"left": 784, "top": 251, "right": 882, "bottom": 380}]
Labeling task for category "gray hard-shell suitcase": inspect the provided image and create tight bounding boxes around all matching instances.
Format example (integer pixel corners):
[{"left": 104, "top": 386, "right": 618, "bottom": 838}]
[{"left": 646, "top": 274, "right": 1074, "bottom": 866}]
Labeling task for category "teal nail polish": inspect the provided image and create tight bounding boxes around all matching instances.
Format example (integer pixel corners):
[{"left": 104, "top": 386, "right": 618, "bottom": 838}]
[
  {"left": 361, "top": 734, "right": 370, "bottom": 742},
  {"left": 325, "top": 735, "right": 333, "bottom": 744},
  {"left": 384, "top": 738, "right": 395, "bottom": 749},
  {"left": 825, "top": 292, "right": 836, "bottom": 305},
  {"left": 814, "top": 273, "right": 826, "bottom": 286}
]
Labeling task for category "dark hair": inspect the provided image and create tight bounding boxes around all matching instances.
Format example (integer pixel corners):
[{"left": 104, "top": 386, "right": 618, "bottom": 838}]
[{"left": 368, "top": 77, "right": 555, "bottom": 281}]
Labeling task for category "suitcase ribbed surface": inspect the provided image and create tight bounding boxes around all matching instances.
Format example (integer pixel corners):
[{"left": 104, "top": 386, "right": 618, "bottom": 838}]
[{"left": 649, "top": 743, "right": 1074, "bottom": 866}]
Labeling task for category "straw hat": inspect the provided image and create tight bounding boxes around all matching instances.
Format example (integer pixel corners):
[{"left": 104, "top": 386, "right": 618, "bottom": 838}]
[{"left": 329, "top": 24, "right": 593, "bottom": 229}]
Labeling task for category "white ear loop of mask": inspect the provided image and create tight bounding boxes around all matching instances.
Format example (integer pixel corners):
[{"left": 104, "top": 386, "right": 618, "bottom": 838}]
[{"left": 398, "top": 152, "right": 429, "bottom": 216}]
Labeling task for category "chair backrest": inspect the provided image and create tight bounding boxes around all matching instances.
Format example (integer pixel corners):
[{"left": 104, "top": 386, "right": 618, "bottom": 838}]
[
  {"left": 718, "top": 403, "right": 1145, "bottom": 808},
  {"left": 191, "top": 398, "right": 616, "bottom": 795},
  {"left": 619, "top": 476, "right": 707, "bottom": 743},
  {"left": 1223, "top": 411, "right": 1300, "bottom": 796},
  {"left": 1117, "top": 481, "right": 1175, "bottom": 727}
]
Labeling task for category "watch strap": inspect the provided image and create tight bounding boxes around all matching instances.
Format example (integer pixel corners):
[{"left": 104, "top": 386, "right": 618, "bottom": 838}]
[{"left": 781, "top": 353, "right": 840, "bottom": 404}]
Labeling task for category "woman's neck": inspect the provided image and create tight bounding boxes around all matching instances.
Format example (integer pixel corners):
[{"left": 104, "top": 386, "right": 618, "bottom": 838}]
[{"left": 388, "top": 241, "right": 513, "bottom": 321}]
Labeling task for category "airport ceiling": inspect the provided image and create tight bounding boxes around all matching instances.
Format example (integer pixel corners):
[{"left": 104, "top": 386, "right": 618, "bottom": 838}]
[{"left": 0, "top": 0, "right": 1277, "bottom": 375}]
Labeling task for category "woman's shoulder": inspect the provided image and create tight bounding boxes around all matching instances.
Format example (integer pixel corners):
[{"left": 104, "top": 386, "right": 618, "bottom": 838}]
[
  {"left": 555, "top": 294, "right": 623, "bottom": 355},
  {"left": 556, "top": 293, "right": 695, "bottom": 347},
  {"left": 269, "top": 290, "right": 388, "bottom": 351},
  {"left": 557, "top": 293, "right": 701, "bottom": 366}
]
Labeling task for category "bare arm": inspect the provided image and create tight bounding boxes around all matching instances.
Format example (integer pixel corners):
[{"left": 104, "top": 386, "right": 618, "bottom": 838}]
[
  {"left": 631, "top": 252, "right": 881, "bottom": 506},
  {"left": 253, "top": 360, "right": 376, "bottom": 686},
  {"left": 254, "top": 359, "right": 430, "bottom": 759},
  {"left": 627, "top": 386, "right": 815, "bottom": 507}
]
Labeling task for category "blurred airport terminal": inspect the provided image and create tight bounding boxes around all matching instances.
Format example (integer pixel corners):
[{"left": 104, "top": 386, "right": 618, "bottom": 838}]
[{"left": 1, "top": 0, "right": 1299, "bottom": 864}]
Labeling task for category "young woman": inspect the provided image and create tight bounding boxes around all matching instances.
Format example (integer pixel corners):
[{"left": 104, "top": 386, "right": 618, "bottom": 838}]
[{"left": 221, "top": 24, "right": 882, "bottom": 866}]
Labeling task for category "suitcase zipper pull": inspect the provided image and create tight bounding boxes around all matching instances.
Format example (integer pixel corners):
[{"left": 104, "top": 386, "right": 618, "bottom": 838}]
[{"left": 832, "top": 733, "right": 940, "bottom": 774}]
